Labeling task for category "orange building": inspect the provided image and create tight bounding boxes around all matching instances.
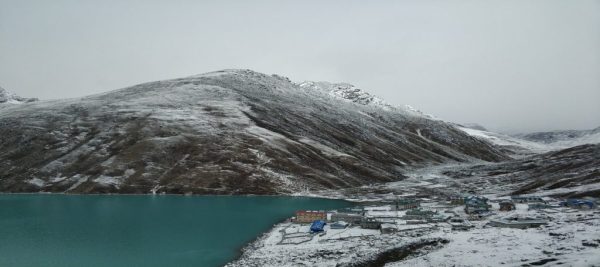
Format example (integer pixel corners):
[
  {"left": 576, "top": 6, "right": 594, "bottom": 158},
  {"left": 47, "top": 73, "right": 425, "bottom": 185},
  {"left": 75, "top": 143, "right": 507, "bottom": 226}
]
[{"left": 294, "top": 210, "right": 326, "bottom": 223}]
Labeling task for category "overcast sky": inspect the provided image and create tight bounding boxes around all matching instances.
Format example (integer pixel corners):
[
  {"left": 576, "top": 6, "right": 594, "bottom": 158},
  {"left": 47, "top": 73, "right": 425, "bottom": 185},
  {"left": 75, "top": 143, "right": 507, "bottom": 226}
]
[{"left": 1, "top": 0, "right": 599, "bottom": 133}]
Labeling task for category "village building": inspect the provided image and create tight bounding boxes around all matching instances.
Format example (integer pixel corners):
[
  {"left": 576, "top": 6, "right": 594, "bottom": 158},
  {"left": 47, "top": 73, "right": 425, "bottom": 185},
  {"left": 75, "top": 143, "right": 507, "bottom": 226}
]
[
  {"left": 402, "top": 209, "right": 436, "bottom": 220},
  {"left": 499, "top": 201, "right": 516, "bottom": 211},
  {"left": 428, "top": 213, "right": 451, "bottom": 223},
  {"left": 489, "top": 216, "right": 548, "bottom": 229},
  {"left": 450, "top": 197, "right": 465, "bottom": 205},
  {"left": 360, "top": 218, "right": 382, "bottom": 229},
  {"left": 449, "top": 195, "right": 466, "bottom": 205},
  {"left": 464, "top": 195, "right": 491, "bottom": 214},
  {"left": 528, "top": 203, "right": 551, "bottom": 210},
  {"left": 331, "top": 212, "right": 364, "bottom": 224},
  {"left": 380, "top": 223, "right": 398, "bottom": 234},
  {"left": 511, "top": 195, "right": 545, "bottom": 203},
  {"left": 310, "top": 220, "right": 326, "bottom": 232},
  {"left": 561, "top": 199, "right": 596, "bottom": 209},
  {"left": 406, "top": 219, "right": 428, "bottom": 225},
  {"left": 395, "top": 199, "right": 420, "bottom": 210},
  {"left": 295, "top": 210, "right": 327, "bottom": 223},
  {"left": 449, "top": 217, "right": 473, "bottom": 230},
  {"left": 339, "top": 207, "right": 365, "bottom": 214},
  {"left": 329, "top": 221, "right": 348, "bottom": 229}
]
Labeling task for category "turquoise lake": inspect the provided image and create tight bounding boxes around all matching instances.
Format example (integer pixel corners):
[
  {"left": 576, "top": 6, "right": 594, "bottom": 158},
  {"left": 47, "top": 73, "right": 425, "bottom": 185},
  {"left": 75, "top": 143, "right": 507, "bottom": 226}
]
[{"left": 0, "top": 194, "right": 350, "bottom": 267}]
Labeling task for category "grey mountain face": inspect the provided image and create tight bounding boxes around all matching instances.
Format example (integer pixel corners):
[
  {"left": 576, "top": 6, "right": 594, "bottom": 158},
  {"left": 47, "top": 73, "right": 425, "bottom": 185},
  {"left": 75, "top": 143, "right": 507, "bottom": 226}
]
[{"left": 0, "top": 69, "right": 508, "bottom": 195}]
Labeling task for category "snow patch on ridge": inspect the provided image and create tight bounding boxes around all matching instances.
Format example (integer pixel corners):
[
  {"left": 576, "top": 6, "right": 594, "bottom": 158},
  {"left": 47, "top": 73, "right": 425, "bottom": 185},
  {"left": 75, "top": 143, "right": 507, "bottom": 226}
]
[
  {"left": 297, "top": 81, "right": 434, "bottom": 119},
  {"left": 0, "top": 86, "right": 38, "bottom": 104}
]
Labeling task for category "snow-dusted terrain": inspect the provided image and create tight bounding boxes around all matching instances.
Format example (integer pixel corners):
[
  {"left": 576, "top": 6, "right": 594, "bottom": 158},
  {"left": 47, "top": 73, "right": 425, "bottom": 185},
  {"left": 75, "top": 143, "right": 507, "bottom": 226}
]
[
  {"left": 395, "top": 208, "right": 600, "bottom": 266},
  {"left": 227, "top": 201, "right": 600, "bottom": 267},
  {"left": 0, "top": 69, "right": 507, "bottom": 194}
]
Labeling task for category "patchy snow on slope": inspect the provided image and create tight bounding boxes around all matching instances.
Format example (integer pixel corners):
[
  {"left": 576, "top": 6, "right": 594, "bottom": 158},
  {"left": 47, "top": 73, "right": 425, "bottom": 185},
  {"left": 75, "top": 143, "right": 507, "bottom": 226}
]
[
  {"left": 26, "top": 178, "right": 45, "bottom": 187},
  {"left": 93, "top": 175, "right": 123, "bottom": 188},
  {"left": 298, "top": 137, "right": 354, "bottom": 158}
]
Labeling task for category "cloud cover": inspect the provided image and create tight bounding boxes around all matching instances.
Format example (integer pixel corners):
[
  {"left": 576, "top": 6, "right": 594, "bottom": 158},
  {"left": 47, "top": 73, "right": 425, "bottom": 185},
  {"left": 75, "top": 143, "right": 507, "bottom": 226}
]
[{"left": 1, "top": 0, "right": 599, "bottom": 132}]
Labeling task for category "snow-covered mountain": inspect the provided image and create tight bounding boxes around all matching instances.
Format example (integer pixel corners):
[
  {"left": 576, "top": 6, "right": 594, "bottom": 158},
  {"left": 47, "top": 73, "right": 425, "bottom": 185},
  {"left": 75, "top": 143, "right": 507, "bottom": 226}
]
[
  {"left": 0, "top": 86, "right": 38, "bottom": 104},
  {"left": 518, "top": 127, "right": 600, "bottom": 147},
  {"left": 0, "top": 69, "right": 508, "bottom": 194},
  {"left": 456, "top": 126, "right": 554, "bottom": 157},
  {"left": 456, "top": 123, "right": 600, "bottom": 158}
]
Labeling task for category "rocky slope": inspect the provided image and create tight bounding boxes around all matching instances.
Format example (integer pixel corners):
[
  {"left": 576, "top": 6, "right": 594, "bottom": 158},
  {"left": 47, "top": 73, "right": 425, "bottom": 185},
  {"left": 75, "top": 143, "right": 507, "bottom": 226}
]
[
  {"left": 442, "top": 144, "right": 600, "bottom": 197},
  {"left": 0, "top": 69, "right": 508, "bottom": 194}
]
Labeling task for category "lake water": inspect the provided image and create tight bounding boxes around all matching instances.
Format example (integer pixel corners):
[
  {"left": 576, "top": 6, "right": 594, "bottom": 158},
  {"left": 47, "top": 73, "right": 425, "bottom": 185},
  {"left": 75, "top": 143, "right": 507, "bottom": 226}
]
[{"left": 0, "top": 194, "right": 350, "bottom": 267}]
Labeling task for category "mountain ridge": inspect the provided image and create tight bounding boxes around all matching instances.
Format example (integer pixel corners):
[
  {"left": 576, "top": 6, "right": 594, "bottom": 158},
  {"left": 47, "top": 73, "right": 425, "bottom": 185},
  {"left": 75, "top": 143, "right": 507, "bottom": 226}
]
[{"left": 0, "top": 69, "right": 508, "bottom": 195}]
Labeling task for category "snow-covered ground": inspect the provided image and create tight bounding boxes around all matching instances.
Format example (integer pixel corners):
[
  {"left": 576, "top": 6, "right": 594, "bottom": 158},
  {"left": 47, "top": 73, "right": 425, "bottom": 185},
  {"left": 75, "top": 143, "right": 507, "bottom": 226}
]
[
  {"left": 396, "top": 207, "right": 600, "bottom": 266},
  {"left": 227, "top": 219, "right": 438, "bottom": 267},
  {"left": 227, "top": 200, "right": 600, "bottom": 267}
]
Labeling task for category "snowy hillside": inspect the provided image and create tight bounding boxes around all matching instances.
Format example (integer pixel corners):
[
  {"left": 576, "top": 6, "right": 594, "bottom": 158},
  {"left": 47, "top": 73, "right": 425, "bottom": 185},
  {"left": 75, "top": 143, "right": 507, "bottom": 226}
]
[{"left": 0, "top": 69, "right": 508, "bottom": 195}]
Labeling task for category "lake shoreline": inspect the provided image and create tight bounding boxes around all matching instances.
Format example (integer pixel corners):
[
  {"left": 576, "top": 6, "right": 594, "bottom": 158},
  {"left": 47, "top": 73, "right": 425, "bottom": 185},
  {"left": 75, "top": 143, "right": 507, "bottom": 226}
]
[{"left": 0, "top": 194, "right": 351, "bottom": 267}]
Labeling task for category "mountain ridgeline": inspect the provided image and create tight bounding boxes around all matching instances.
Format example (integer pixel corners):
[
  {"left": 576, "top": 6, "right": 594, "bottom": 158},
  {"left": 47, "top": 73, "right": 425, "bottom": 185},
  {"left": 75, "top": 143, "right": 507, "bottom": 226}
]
[{"left": 0, "top": 70, "right": 508, "bottom": 194}]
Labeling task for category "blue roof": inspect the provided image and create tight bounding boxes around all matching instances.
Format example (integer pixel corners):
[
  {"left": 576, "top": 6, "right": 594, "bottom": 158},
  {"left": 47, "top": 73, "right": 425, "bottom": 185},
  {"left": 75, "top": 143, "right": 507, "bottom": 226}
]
[
  {"left": 562, "top": 199, "right": 595, "bottom": 207},
  {"left": 310, "top": 220, "right": 326, "bottom": 232}
]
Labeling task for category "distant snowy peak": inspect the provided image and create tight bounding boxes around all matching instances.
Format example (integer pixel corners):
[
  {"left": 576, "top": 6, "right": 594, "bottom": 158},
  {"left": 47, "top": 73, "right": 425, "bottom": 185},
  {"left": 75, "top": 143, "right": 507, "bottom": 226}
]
[
  {"left": 519, "top": 127, "right": 600, "bottom": 144},
  {"left": 0, "top": 86, "right": 37, "bottom": 104},
  {"left": 518, "top": 127, "right": 600, "bottom": 147},
  {"left": 457, "top": 126, "right": 553, "bottom": 157},
  {"left": 297, "top": 81, "right": 434, "bottom": 118},
  {"left": 458, "top": 124, "right": 600, "bottom": 158},
  {"left": 304, "top": 82, "right": 383, "bottom": 106}
]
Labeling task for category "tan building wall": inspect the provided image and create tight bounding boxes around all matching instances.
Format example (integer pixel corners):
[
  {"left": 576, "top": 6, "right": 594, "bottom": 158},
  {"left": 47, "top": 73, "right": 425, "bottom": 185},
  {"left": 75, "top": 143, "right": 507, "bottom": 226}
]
[{"left": 295, "top": 211, "right": 326, "bottom": 223}]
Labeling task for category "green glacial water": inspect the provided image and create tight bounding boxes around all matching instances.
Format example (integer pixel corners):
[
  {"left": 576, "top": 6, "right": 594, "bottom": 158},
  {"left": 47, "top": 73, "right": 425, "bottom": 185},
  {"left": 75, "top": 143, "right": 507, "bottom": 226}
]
[{"left": 0, "top": 194, "right": 350, "bottom": 267}]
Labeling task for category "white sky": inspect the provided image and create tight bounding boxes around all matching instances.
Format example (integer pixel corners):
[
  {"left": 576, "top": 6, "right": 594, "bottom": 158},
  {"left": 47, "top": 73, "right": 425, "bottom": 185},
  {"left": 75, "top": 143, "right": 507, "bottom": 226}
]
[{"left": 1, "top": 0, "right": 599, "bottom": 133}]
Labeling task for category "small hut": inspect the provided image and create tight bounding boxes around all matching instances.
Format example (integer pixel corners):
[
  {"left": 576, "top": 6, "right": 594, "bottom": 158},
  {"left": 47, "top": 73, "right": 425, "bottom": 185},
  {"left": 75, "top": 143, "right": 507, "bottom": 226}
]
[
  {"left": 310, "top": 220, "right": 326, "bottom": 232},
  {"left": 395, "top": 199, "right": 420, "bottom": 210},
  {"left": 499, "top": 201, "right": 516, "bottom": 211},
  {"left": 360, "top": 218, "right": 382, "bottom": 229}
]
